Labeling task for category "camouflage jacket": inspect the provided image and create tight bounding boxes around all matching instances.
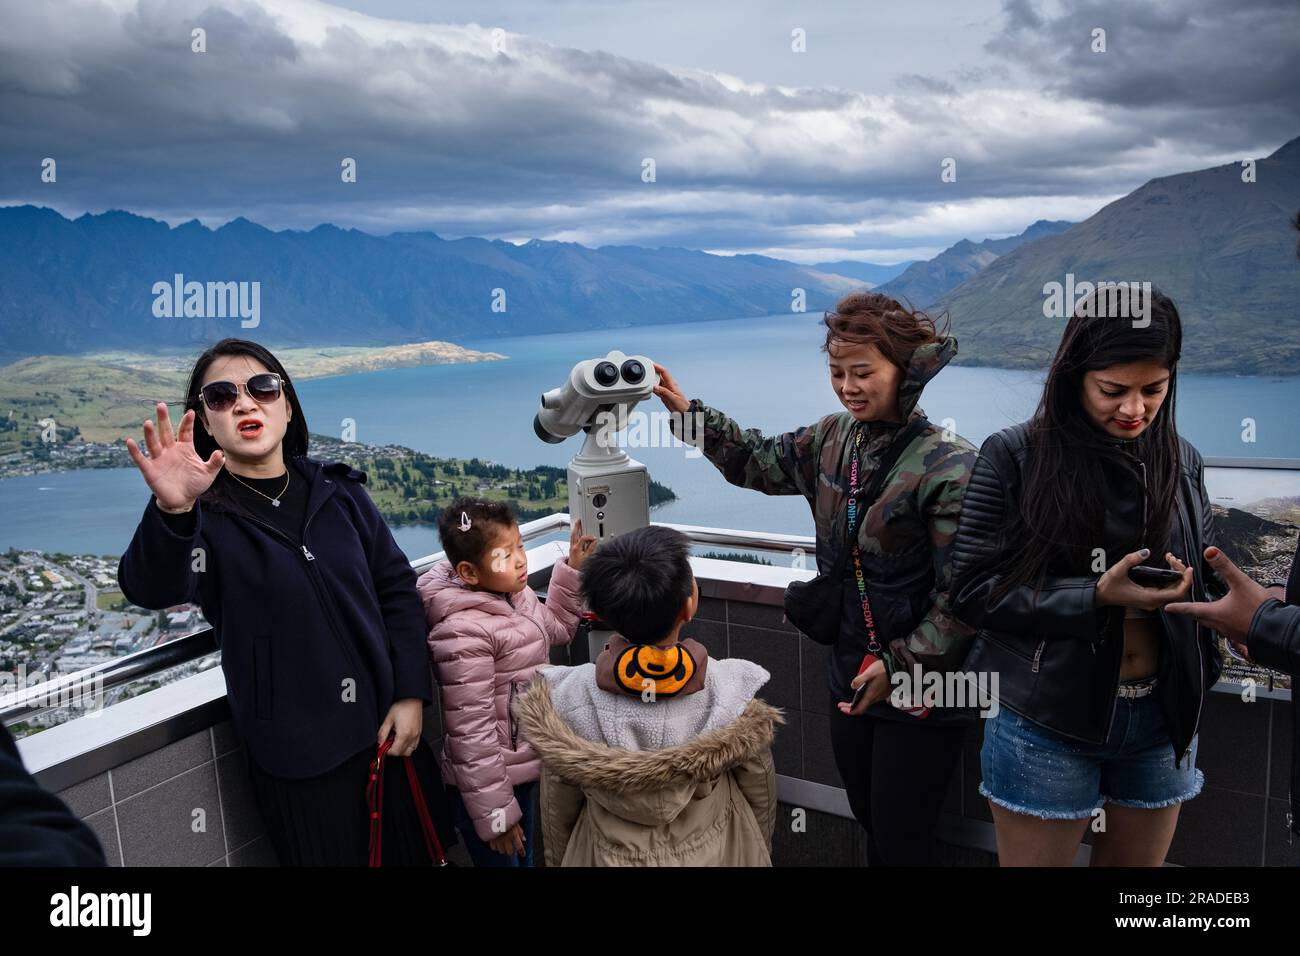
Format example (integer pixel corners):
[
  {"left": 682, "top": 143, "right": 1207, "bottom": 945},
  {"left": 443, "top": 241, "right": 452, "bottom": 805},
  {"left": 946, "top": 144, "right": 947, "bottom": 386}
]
[{"left": 670, "top": 338, "right": 978, "bottom": 690}]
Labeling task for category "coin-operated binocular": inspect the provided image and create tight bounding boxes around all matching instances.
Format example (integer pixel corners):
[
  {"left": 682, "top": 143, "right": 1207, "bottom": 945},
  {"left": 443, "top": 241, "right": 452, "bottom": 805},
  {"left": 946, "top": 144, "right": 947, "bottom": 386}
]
[{"left": 534, "top": 350, "right": 659, "bottom": 660}]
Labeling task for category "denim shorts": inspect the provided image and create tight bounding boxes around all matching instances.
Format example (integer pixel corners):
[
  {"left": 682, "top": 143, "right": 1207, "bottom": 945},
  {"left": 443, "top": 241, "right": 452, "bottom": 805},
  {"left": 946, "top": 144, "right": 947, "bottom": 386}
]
[{"left": 979, "top": 689, "right": 1203, "bottom": 820}]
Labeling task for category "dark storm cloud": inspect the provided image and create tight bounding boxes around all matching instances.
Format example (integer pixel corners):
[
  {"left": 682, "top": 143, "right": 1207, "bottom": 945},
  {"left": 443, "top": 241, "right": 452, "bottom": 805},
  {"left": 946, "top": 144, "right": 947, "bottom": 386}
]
[
  {"left": 0, "top": 0, "right": 1293, "bottom": 261},
  {"left": 985, "top": 0, "right": 1300, "bottom": 139}
]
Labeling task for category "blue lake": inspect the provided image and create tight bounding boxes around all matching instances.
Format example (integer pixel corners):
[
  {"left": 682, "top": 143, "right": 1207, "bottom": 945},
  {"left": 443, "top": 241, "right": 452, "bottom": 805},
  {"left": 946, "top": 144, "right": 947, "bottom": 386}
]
[{"left": 2, "top": 313, "right": 1296, "bottom": 558}]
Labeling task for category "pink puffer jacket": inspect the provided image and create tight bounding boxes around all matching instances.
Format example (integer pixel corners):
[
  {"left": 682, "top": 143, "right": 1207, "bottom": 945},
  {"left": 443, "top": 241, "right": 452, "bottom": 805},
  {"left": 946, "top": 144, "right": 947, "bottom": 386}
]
[{"left": 417, "top": 555, "right": 583, "bottom": 841}]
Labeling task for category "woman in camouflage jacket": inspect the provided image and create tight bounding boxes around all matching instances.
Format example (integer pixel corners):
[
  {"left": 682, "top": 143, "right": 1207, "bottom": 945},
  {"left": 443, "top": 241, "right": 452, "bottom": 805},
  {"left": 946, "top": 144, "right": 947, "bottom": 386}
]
[{"left": 656, "top": 291, "right": 979, "bottom": 864}]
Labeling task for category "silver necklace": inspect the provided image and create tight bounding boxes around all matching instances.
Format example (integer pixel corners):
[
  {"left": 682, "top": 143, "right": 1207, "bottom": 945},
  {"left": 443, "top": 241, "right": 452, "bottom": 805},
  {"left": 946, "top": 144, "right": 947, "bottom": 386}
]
[{"left": 225, "top": 467, "right": 290, "bottom": 507}]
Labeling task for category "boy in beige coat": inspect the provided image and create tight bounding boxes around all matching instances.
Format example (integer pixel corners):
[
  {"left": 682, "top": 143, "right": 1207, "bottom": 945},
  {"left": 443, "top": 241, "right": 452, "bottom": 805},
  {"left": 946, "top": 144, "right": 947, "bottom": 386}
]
[{"left": 513, "top": 525, "right": 782, "bottom": 866}]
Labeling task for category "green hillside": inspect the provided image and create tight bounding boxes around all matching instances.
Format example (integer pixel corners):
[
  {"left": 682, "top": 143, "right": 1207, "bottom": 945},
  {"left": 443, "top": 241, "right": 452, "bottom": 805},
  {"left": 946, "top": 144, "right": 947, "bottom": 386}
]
[{"left": 940, "top": 137, "right": 1300, "bottom": 375}]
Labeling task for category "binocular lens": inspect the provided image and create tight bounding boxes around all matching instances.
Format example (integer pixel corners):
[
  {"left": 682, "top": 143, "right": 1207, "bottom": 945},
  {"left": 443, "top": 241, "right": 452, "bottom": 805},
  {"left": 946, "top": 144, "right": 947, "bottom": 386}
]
[
  {"left": 620, "top": 360, "right": 645, "bottom": 383},
  {"left": 595, "top": 362, "right": 619, "bottom": 386}
]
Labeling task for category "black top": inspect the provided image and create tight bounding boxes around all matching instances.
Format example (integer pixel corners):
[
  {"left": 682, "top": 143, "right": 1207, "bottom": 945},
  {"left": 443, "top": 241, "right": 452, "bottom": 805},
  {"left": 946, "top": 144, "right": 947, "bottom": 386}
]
[{"left": 159, "top": 467, "right": 307, "bottom": 545}]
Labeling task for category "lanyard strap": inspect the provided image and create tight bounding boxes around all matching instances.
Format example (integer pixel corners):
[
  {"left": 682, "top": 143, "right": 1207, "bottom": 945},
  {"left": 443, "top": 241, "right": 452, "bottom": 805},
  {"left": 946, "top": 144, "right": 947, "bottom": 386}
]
[
  {"left": 841, "top": 417, "right": 928, "bottom": 657},
  {"left": 848, "top": 429, "right": 882, "bottom": 655}
]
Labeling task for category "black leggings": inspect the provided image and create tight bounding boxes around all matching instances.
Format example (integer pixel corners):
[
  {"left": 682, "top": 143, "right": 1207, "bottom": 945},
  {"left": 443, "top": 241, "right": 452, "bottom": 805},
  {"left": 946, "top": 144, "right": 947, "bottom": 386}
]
[{"left": 828, "top": 700, "right": 968, "bottom": 865}]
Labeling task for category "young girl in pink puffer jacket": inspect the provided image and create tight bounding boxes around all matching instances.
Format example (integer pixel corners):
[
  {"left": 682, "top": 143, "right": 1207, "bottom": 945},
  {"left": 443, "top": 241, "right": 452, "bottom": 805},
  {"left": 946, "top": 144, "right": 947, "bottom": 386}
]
[{"left": 417, "top": 497, "right": 595, "bottom": 867}]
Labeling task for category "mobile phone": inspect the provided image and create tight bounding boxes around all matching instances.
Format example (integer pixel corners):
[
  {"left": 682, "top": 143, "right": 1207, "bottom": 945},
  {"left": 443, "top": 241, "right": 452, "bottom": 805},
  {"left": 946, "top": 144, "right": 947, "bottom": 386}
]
[
  {"left": 1129, "top": 565, "right": 1184, "bottom": 588},
  {"left": 849, "top": 654, "right": 930, "bottom": 718}
]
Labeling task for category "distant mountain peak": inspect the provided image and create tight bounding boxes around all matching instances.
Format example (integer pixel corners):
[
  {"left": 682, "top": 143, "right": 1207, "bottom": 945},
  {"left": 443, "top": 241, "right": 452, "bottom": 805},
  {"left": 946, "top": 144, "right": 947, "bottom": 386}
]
[
  {"left": 74, "top": 208, "right": 161, "bottom": 227},
  {"left": 1023, "top": 218, "right": 1074, "bottom": 234},
  {"left": 873, "top": 219, "right": 1075, "bottom": 308},
  {"left": 218, "top": 216, "right": 270, "bottom": 234},
  {"left": 2, "top": 204, "right": 63, "bottom": 222},
  {"left": 1268, "top": 135, "right": 1300, "bottom": 159}
]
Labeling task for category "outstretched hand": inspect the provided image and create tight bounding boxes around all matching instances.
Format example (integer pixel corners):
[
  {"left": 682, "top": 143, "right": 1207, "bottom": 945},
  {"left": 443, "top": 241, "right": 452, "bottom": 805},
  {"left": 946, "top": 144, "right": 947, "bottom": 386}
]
[
  {"left": 125, "top": 402, "right": 224, "bottom": 512},
  {"left": 1166, "top": 546, "right": 1271, "bottom": 648},
  {"left": 651, "top": 362, "right": 690, "bottom": 415}
]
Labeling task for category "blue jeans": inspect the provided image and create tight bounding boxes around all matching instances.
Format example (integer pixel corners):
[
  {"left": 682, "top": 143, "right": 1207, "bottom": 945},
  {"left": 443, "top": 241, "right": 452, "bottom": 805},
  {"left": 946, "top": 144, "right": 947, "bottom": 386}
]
[
  {"left": 447, "top": 781, "right": 538, "bottom": 867},
  {"left": 980, "top": 689, "right": 1203, "bottom": 819}
]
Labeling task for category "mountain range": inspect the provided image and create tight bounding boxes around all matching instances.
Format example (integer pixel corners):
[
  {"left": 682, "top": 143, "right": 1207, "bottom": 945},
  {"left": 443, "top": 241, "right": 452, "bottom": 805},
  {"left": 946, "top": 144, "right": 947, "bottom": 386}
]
[
  {"left": 940, "top": 137, "right": 1300, "bottom": 374},
  {"left": 0, "top": 208, "right": 858, "bottom": 360},
  {"left": 874, "top": 220, "right": 1074, "bottom": 308},
  {"left": 810, "top": 259, "right": 913, "bottom": 286},
  {"left": 2, "top": 135, "right": 1297, "bottom": 375}
]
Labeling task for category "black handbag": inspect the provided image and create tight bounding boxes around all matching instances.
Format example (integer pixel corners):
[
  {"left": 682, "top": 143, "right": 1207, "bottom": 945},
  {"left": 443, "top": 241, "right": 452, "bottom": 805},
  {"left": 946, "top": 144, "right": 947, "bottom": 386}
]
[{"left": 783, "top": 417, "right": 929, "bottom": 645}]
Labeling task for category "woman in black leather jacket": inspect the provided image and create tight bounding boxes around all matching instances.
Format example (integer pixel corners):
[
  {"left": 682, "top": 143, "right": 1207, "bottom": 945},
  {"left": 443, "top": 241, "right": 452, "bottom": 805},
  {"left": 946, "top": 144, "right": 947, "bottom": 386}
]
[{"left": 951, "top": 286, "right": 1224, "bottom": 866}]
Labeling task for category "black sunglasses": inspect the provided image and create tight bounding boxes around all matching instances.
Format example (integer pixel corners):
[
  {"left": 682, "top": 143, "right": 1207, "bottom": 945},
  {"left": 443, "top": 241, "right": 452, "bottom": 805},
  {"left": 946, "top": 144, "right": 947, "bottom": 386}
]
[{"left": 198, "top": 373, "right": 284, "bottom": 412}]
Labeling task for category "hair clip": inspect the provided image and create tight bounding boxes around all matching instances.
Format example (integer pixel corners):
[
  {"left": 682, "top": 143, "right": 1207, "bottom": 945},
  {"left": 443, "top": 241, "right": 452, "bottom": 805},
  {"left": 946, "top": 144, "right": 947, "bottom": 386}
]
[{"left": 459, "top": 511, "right": 472, "bottom": 532}]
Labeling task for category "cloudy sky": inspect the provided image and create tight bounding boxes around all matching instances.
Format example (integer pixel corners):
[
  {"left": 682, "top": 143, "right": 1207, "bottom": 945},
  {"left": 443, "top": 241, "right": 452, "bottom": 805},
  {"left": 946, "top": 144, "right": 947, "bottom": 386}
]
[{"left": 1, "top": 0, "right": 1296, "bottom": 263}]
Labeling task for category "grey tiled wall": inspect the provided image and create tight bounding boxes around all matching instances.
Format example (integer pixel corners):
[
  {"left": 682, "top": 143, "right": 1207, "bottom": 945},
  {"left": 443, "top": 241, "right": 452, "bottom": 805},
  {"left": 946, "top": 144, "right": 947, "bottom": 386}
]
[
  {"left": 52, "top": 695, "right": 469, "bottom": 867},
  {"left": 54, "top": 723, "right": 275, "bottom": 867},
  {"left": 48, "top": 591, "right": 1298, "bottom": 866}
]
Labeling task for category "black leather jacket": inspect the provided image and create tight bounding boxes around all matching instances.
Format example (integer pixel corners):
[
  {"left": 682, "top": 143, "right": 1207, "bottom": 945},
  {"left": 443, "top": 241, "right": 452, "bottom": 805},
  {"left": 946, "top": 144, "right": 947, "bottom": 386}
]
[{"left": 951, "top": 423, "right": 1224, "bottom": 766}]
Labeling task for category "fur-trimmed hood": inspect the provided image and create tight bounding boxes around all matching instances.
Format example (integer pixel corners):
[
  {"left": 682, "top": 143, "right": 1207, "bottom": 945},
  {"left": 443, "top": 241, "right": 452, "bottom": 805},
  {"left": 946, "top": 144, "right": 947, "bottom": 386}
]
[{"left": 515, "top": 666, "right": 782, "bottom": 826}]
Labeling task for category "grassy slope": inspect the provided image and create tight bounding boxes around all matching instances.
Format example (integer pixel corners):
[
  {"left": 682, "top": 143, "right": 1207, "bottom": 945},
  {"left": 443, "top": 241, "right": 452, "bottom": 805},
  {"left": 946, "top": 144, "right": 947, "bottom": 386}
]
[{"left": 0, "top": 341, "right": 505, "bottom": 451}]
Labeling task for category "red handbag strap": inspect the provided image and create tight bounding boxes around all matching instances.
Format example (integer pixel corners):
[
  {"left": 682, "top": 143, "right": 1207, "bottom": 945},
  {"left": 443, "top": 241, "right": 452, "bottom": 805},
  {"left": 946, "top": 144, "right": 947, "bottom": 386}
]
[
  {"left": 367, "top": 738, "right": 447, "bottom": 867},
  {"left": 367, "top": 739, "right": 392, "bottom": 867},
  {"left": 402, "top": 755, "right": 447, "bottom": 865}
]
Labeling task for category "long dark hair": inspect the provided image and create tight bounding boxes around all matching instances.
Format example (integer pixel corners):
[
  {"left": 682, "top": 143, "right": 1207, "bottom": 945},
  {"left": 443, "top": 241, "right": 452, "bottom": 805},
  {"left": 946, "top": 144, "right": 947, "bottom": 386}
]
[
  {"left": 995, "top": 285, "right": 1183, "bottom": 592},
  {"left": 183, "top": 338, "right": 310, "bottom": 510}
]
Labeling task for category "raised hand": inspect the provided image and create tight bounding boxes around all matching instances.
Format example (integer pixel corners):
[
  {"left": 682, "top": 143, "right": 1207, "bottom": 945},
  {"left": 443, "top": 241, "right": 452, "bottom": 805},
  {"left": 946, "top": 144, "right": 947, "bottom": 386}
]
[
  {"left": 651, "top": 362, "right": 690, "bottom": 414},
  {"left": 1166, "top": 546, "right": 1272, "bottom": 645},
  {"left": 568, "top": 518, "right": 598, "bottom": 571},
  {"left": 125, "top": 401, "right": 225, "bottom": 512}
]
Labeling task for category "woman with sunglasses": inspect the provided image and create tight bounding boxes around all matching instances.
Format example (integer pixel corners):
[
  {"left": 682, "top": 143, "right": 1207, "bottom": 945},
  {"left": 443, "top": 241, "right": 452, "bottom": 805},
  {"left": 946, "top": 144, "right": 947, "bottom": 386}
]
[{"left": 117, "top": 338, "right": 454, "bottom": 865}]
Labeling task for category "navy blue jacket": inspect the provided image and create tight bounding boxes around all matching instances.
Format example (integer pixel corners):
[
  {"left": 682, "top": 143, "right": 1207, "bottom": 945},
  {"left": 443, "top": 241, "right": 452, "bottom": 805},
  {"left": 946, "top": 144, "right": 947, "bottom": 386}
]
[{"left": 117, "top": 455, "right": 433, "bottom": 778}]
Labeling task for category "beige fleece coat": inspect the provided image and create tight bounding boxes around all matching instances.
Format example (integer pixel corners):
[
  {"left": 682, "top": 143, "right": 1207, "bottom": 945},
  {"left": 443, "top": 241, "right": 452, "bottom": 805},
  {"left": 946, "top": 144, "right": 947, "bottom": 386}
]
[{"left": 513, "top": 672, "right": 783, "bottom": 866}]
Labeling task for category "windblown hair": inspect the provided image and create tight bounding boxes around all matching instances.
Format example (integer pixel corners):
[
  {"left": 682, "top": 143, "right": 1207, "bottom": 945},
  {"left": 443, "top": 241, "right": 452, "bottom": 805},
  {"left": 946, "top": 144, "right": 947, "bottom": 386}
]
[{"left": 821, "top": 290, "right": 949, "bottom": 367}]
